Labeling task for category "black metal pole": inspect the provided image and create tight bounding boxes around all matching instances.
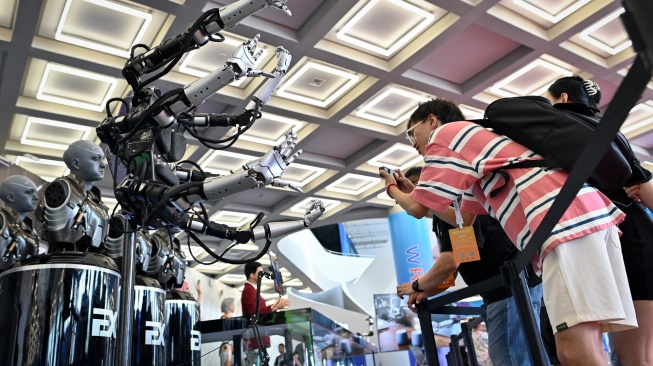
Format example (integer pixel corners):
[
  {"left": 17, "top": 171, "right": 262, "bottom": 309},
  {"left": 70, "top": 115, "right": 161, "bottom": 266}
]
[
  {"left": 503, "top": 259, "right": 548, "bottom": 366},
  {"left": 117, "top": 232, "right": 136, "bottom": 365},
  {"left": 417, "top": 306, "right": 439, "bottom": 366},
  {"left": 461, "top": 321, "right": 479, "bottom": 366},
  {"left": 450, "top": 334, "right": 463, "bottom": 366}
]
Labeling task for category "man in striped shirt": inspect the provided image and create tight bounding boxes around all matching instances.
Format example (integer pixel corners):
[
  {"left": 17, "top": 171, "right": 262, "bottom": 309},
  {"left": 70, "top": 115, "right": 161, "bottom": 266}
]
[{"left": 382, "top": 98, "right": 636, "bottom": 365}]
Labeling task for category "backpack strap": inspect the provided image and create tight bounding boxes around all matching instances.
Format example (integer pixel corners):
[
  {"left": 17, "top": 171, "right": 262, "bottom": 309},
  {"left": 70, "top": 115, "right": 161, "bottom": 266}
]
[{"left": 489, "top": 160, "right": 561, "bottom": 198}]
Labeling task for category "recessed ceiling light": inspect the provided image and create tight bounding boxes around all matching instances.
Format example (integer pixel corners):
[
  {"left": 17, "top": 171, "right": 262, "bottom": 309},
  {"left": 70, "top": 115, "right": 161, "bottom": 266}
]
[
  {"left": 277, "top": 61, "right": 359, "bottom": 108},
  {"left": 218, "top": 274, "right": 247, "bottom": 284},
  {"left": 209, "top": 210, "right": 257, "bottom": 227},
  {"left": 179, "top": 36, "right": 268, "bottom": 87},
  {"left": 356, "top": 87, "right": 429, "bottom": 126},
  {"left": 459, "top": 105, "right": 485, "bottom": 120},
  {"left": 377, "top": 191, "right": 395, "bottom": 201},
  {"left": 490, "top": 59, "right": 572, "bottom": 98},
  {"left": 236, "top": 113, "right": 304, "bottom": 146},
  {"left": 21, "top": 117, "right": 91, "bottom": 150},
  {"left": 36, "top": 63, "right": 119, "bottom": 112},
  {"left": 512, "top": 0, "right": 590, "bottom": 23},
  {"left": 367, "top": 143, "right": 422, "bottom": 170},
  {"left": 622, "top": 103, "right": 653, "bottom": 134},
  {"left": 291, "top": 197, "right": 341, "bottom": 213},
  {"left": 325, "top": 174, "right": 381, "bottom": 195},
  {"left": 336, "top": 0, "right": 435, "bottom": 56},
  {"left": 283, "top": 163, "right": 327, "bottom": 188},
  {"left": 200, "top": 150, "right": 257, "bottom": 174},
  {"left": 15, "top": 155, "right": 70, "bottom": 180},
  {"left": 579, "top": 8, "right": 632, "bottom": 55},
  {"left": 193, "top": 262, "right": 233, "bottom": 272},
  {"left": 55, "top": 0, "right": 152, "bottom": 57}
]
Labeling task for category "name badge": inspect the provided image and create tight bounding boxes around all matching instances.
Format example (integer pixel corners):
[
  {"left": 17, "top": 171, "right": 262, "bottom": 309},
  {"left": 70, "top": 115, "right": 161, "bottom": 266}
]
[{"left": 449, "top": 226, "right": 481, "bottom": 263}]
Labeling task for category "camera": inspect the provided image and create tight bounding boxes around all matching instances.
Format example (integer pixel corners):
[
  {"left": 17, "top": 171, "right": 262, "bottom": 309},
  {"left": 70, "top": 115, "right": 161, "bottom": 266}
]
[{"left": 379, "top": 166, "right": 395, "bottom": 176}]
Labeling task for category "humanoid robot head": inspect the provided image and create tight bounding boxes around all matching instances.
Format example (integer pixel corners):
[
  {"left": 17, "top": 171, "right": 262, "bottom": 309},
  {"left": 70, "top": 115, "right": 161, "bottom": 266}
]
[
  {"left": 0, "top": 175, "right": 39, "bottom": 214},
  {"left": 63, "top": 140, "right": 106, "bottom": 182}
]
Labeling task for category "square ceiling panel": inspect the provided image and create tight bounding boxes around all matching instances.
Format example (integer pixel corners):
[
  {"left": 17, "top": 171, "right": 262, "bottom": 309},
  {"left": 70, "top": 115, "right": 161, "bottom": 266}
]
[
  {"left": 210, "top": 210, "right": 257, "bottom": 226},
  {"left": 200, "top": 150, "right": 257, "bottom": 174},
  {"left": 54, "top": 0, "right": 152, "bottom": 57},
  {"left": 232, "top": 113, "right": 304, "bottom": 146},
  {"left": 281, "top": 164, "right": 326, "bottom": 187},
  {"left": 179, "top": 33, "right": 273, "bottom": 88},
  {"left": 1, "top": 0, "right": 18, "bottom": 29},
  {"left": 622, "top": 102, "right": 653, "bottom": 137},
  {"left": 459, "top": 105, "right": 485, "bottom": 120},
  {"left": 36, "top": 63, "right": 118, "bottom": 111},
  {"left": 21, "top": 117, "right": 91, "bottom": 150},
  {"left": 510, "top": 0, "right": 590, "bottom": 25},
  {"left": 367, "top": 143, "right": 422, "bottom": 170},
  {"left": 412, "top": 24, "right": 521, "bottom": 85},
  {"left": 325, "top": 0, "right": 439, "bottom": 58},
  {"left": 355, "top": 85, "right": 429, "bottom": 126},
  {"left": 301, "top": 126, "right": 375, "bottom": 160},
  {"left": 276, "top": 60, "right": 360, "bottom": 108},
  {"left": 325, "top": 173, "right": 381, "bottom": 195},
  {"left": 229, "top": 188, "right": 287, "bottom": 207},
  {"left": 566, "top": 8, "right": 631, "bottom": 58},
  {"left": 205, "top": 0, "right": 323, "bottom": 31},
  {"left": 487, "top": 57, "right": 574, "bottom": 98},
  {"left": 15, "top": 156, "right": 68, "bottom": 181}
]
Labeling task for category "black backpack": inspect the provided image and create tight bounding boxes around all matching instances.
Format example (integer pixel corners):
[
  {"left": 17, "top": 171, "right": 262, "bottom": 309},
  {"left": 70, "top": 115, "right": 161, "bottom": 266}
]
[{"left": 475, "top": 96, "right": 633, "bottom": 195}]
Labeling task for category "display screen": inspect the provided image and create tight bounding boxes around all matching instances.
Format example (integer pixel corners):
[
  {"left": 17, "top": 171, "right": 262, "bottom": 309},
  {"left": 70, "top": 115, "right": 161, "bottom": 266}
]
[
  {"left": 373, "top": 293, "right": 467, "bottom": 353},
  {"left": 268, "top": 251, "right": 285, "bottom": 296}
]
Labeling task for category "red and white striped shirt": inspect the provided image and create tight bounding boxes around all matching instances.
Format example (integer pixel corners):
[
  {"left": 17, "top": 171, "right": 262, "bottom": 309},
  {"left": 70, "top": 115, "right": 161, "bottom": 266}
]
[{"left": 410, "top": 122, "right": 624, "bottom": 265}]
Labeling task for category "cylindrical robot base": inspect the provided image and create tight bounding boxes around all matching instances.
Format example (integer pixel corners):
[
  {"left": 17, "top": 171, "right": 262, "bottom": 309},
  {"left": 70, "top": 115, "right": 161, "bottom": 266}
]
[{"left": 166, "top": 289, "right": 201, "bottom": 366}]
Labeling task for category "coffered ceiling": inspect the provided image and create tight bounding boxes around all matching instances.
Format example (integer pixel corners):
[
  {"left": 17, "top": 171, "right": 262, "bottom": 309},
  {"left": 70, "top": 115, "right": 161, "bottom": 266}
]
[{"left": 2, "top": 0, "right": 652, "bottom": 293}]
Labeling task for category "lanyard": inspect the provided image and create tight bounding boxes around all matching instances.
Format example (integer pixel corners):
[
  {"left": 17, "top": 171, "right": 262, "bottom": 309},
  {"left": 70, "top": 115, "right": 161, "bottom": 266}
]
[{"left": 453, "top": 199, "right": 464, "bottom": 229}]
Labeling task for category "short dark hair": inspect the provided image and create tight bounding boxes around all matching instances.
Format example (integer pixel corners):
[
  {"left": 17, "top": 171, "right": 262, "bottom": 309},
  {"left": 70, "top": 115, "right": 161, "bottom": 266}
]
[
  {"left": 404, "top": 166, "right": 423, "bottom": 180},
  {"left": 244, "top": 261, "right": 262, "bottom": 279},
  {"left": 408, "top": 98, "right": 465, "bottom": 129},
  {"left": 547, "top": 76, "right": 601, "bottom": 111}
]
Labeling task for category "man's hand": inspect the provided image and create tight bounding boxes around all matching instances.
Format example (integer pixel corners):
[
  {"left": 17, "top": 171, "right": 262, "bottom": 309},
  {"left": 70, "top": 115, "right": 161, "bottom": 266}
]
[
  {"left": 393, "top": 169, "right": 415, "bottom": 193},
  {"left": 379, "top": 169, "right": 396, "bottom": 186},
  {"left": 274, "top": 297, "right": 290, "bottom": 311},
  {"left": 407, "top": 292, "right": 428, "bottom": 313},
  {"left": 397, "top": 281, "right": 415, "bottom": 299}
]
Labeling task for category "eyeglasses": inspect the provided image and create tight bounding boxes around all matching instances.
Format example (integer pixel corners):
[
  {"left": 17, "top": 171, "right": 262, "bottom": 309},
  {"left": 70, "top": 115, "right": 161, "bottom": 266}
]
[{"left": 405, "top": 118, "right": 427, "bottom": 144}]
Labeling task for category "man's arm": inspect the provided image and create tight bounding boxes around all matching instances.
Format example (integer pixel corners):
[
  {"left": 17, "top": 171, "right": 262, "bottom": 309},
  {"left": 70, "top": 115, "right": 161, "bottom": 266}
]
[{"left": 397, "top": 252, "right": 459, "bottom": 312}]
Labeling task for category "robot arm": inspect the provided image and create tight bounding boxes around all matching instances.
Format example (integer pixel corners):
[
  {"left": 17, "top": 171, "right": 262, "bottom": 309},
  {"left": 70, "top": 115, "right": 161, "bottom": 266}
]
[
  {"left": 123, "top": 0, "right": 291, "bottom": 89},
  {"left": 97, "top": 40, "right": 292, "bottom": 157},
  {"left": 184, "top": 199, "right": 325, "bottom": 244},
  {"left": 183, "top": 129, "right": 301, "bottom": 203}
]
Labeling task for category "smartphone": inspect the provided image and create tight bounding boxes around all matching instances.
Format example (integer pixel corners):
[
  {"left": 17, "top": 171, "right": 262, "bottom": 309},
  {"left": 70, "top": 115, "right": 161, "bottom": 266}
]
[{"left": 379, "top": 166, "right": 395, "bottom": 177}]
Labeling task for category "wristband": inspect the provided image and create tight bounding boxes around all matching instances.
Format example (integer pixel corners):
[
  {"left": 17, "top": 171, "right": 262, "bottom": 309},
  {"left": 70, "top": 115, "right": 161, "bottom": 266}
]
[{"left": 386, "top": 183, "right": 400, "bottom": 199}]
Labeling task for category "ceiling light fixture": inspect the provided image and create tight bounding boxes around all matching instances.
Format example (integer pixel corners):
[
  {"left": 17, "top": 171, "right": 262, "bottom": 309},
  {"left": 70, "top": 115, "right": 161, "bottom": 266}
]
[
  {"left": 276, "top": 61, "right": 359, "bottom": 108},
  {"left": 356, "top": 87, "right": 429, "bottom": 126},
  {"left": 282, "top": 163, "right": 326, "bottom": 187},
  {"left": 37, "top": 63, "right": 119, "bottom": 112},
  {"left": 325, "top": 174, "right": 381, "bottom": 195},
  {"left": 55, "top": 0, "right": 152, "bottom": 57},
  {"left": 15, "top": 155, "right": 69, "bottom": 181},
  {"left": 621, "top": 103, "right": 653, "bottom": 135},
  {"left": 236, "top": 113, "right": 304, "bottom": 145},
  {"left": 291, "top": 197, "right": 341, "bottom": 213},
  {"left": 490, "top": 59, "right": 572, "bottom": 98},
  {"left": 512, "top": 0, "right": 590, "bottom": 23},
  {"left": 579, "top": 8, "right": 632, "bottom": 55},
  {"left": 209, "top": 210, "right": 257, "bottom": 227},
  {"left": 179, "top": 37, "right": 268, "bottom": 87},
  {"left": 367, "top": 143, "right": 423, "bottom": 170},
  {"left": 21, "top": 117, "right": 91, "bottom": 150},
  {"left": 459, "top": 105, "right": 485, "bottom": 120},
  {"left": 200, "top": 150, "right": 257, "bottom": 174},
  {"left": 336, "top": 0, "right": 435, "bottom": 56}
]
